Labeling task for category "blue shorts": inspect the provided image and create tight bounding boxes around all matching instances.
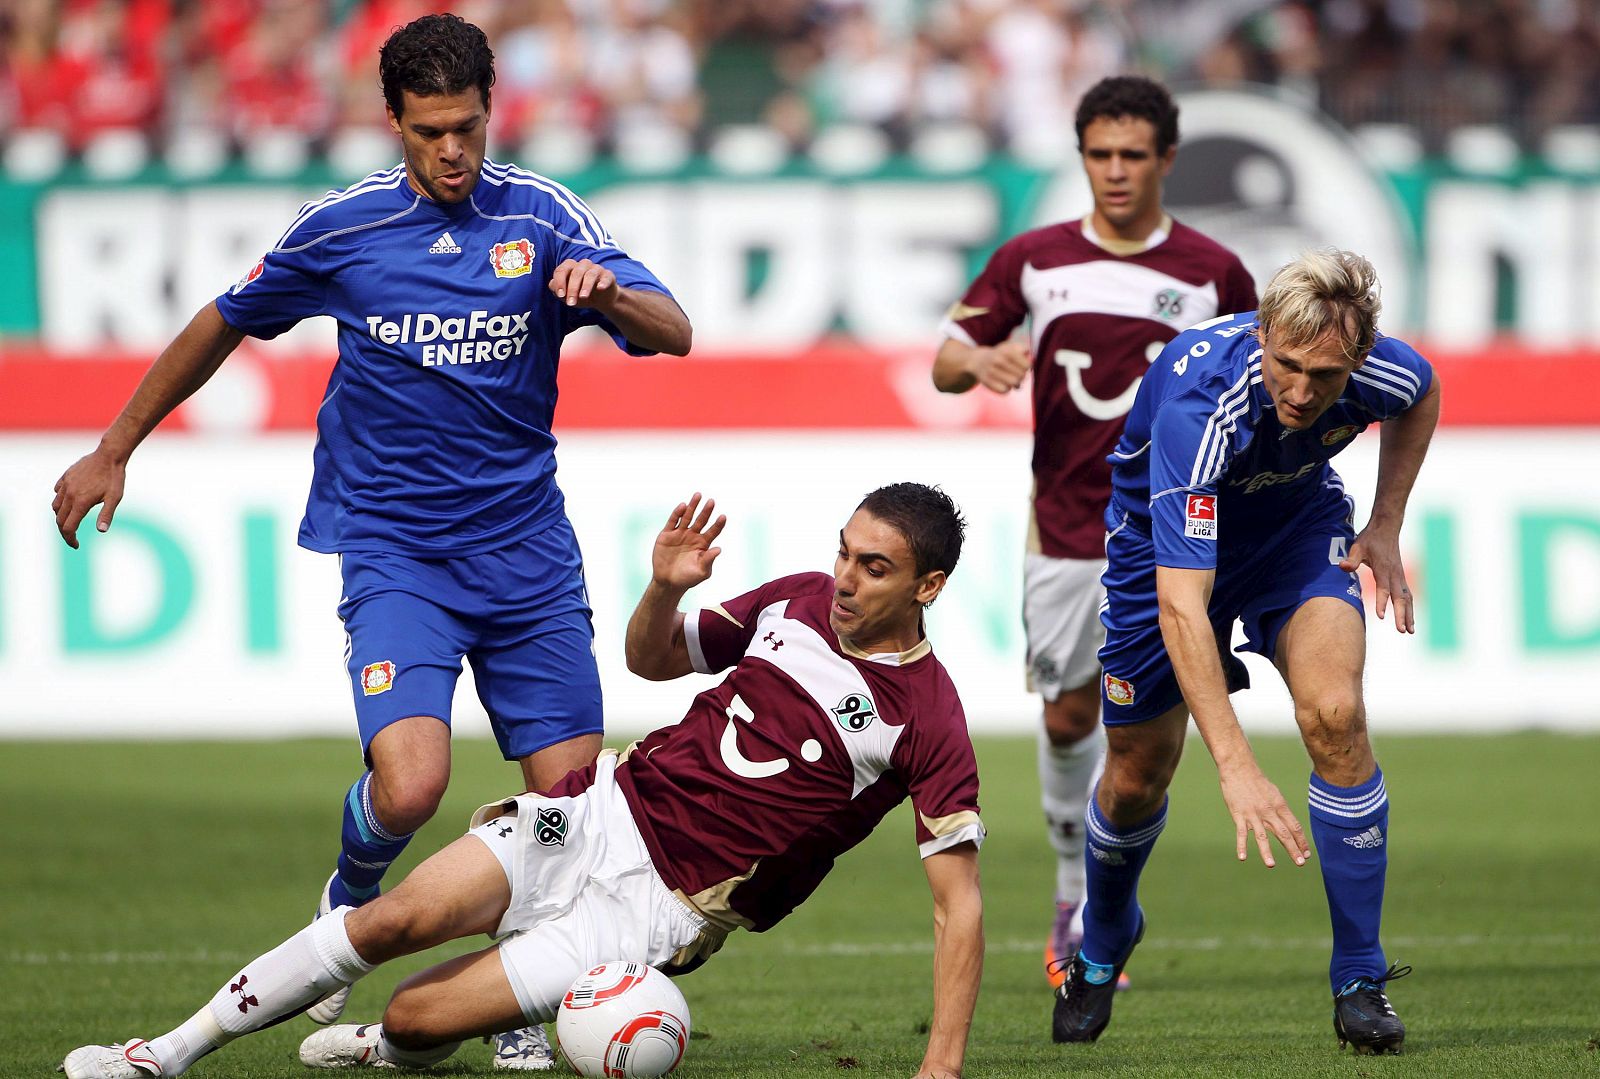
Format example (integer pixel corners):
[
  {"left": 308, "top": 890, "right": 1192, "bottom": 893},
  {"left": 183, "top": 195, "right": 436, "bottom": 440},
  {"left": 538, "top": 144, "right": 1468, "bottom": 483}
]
[
  {"left": 1098, "top": 495, "right": 1363, "bottom": 725},
  {"left": 337, "top": 516, "right": 603, "bottom": 762}
]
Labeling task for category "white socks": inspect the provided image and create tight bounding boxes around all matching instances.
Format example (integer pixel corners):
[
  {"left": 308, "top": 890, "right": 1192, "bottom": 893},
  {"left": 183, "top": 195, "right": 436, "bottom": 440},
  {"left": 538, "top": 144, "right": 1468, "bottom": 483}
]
[
  {"left": 144, "top": 907, "right": 374, "bottom": 1075},
  {"left": 1039, "top": 722, "right": 1107, "bottom": 906}
]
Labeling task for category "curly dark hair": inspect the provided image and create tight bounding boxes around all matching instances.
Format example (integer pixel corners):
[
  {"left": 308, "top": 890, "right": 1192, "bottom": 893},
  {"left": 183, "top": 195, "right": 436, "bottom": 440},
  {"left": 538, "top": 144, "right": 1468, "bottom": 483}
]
[
  {"left": 379, "top": 13, "right": 496, "bottom": 118},
  {"left": 857, "top": 483, "right": 966, "bottom": 578},
  {"left": 1074, "top": 75, "right": 1179, "bottom": 155}
]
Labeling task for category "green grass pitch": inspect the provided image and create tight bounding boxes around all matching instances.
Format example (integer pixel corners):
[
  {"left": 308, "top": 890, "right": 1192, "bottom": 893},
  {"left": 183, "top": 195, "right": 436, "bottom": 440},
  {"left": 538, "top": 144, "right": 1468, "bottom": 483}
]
[{"left": 4, "top": 733, "right": 1597, "bottom": 1077}]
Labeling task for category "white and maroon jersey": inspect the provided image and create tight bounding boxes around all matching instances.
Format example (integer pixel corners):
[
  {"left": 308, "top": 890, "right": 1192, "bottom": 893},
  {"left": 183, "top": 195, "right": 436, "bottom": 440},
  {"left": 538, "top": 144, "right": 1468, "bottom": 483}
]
[
  {"left": 611, "top": 572, "right": 984, "bottom": 934},
  {"left": 940, "top": 217, "right": 1256, "bottom": 559}
]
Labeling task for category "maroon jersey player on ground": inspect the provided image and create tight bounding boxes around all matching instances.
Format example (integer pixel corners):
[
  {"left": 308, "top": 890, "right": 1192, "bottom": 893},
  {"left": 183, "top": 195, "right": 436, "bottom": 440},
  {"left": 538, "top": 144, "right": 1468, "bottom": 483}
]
[
  {"left": 61, "top": 485, "right": 985, "bottom": 1079},
  {"left": 932, "top": 75, "right": 1255, "bottom": 991}
]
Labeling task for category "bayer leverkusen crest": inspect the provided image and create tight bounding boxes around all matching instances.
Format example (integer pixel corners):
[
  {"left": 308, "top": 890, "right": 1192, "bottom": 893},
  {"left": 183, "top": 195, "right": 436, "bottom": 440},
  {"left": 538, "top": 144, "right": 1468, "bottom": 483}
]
[{"left": 490, "top": 239, "right": 534, "bottom": 279}]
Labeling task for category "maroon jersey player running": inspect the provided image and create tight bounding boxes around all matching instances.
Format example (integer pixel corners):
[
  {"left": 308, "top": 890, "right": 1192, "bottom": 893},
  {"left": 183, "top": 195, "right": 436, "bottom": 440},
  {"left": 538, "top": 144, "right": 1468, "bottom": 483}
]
[
  {"left": 933, "top": 75, "right": 1254, "bottom": 991},
  {"left": 62, "top": 485, "right": 985, "bottom": 1079}
]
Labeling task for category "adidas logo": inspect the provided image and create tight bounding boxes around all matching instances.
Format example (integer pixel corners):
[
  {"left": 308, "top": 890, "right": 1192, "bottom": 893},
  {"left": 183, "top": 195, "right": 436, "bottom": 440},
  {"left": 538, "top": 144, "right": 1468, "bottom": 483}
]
[
  {"left": 1343, "top": 825, "right": 1384, "bottom": 849},
  {"left": 1089, "top": 846, "right": 1126, "bottom": 866},
  {"left": 429, "top": 231, "right": 462, "bottom": 255}
]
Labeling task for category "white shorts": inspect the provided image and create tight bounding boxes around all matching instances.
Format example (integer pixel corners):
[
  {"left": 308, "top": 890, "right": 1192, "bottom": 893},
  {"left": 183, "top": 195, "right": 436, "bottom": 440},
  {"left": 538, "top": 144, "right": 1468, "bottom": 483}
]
[
  {"left": 1022, "top": 552, "right": 1107, "bottom": 702},
  {"left": 468, "top": 752, "right": 710, "bottom": 1024}
]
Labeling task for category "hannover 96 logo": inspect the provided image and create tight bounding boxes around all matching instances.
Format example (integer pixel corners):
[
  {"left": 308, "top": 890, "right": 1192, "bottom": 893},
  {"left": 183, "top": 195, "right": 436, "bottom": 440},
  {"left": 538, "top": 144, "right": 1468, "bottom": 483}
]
[
  {"left": 832, "top": 693, "right": 877, "bottom": 732},
  {"left": 534, "top": 807, "right": 568, "bottom": 846}
]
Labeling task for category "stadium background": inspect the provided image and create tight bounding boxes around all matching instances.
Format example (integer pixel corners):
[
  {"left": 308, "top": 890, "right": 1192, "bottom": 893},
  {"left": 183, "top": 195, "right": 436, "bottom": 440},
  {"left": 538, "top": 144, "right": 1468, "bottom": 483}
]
[
  {"left": 3, "top": 0, "right": 1597, "bottom": 738},
  {"left": 3, "top": 3, "right": 1599, "bottom": 1077}
]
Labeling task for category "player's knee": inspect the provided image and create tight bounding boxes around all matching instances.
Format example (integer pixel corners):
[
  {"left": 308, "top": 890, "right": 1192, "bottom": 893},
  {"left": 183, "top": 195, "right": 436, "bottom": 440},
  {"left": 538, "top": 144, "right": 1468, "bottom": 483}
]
[
  {"left": 372, "top": 775, "right": 449, "bottom": 835},
  {"left": 356, "top": 894, "right": 455, "bottom": 958},
  {"left": 1042, "top": 694, "right": 1100, "bottom": 745},
  {"left": 1097, "top": 760, "right": 1169, "bottom": 820},
  {"left": 1298, "top": 695, "right": 1369, "bottom": 767},
  {"left": 381, "top": 986, "right": 448, "bottom": 1049}
]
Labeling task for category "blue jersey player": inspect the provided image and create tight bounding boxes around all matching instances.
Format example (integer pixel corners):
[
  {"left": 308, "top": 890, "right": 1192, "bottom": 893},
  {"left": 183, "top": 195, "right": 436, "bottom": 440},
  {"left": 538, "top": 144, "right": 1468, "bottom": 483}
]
[
  {"left": 51, "top": 14, "right": 691, "bottom": 1069},
  {"left": 1050, "top": 250, "right": 1439, "bottom": 1055}
]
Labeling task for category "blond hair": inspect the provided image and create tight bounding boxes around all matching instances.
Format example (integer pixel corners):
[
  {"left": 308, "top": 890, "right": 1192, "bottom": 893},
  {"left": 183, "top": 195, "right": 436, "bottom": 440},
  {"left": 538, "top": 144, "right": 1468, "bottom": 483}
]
[{"left": 1257, "top": 249, "right": 1381, "bottom": 362}]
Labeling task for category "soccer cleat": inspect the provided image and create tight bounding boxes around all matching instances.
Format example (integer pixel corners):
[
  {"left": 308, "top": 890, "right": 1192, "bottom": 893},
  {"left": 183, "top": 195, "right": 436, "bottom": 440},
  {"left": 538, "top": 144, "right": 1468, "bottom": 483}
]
[
  {"left": 490, "top": 1026, "right": 556, "bottom": 1071},
  {"left": 1051, "top": 913, "right": 1144, "bottom": 1043},
  {"left": 299, "top": 1024, "right": 396, "bottom": 1069},
  {"left": 59, "top": 1040, "right": 162, "bottom": 1078},
  {"left": 1045, "top": 902, "right": 1130, "bottom": 991},
  {"left": 306, "top": 872, "right": 371, "bottom": 1026},
  {"left": 1333, "top": 963, "right": 1411, "bottom": 1055}
]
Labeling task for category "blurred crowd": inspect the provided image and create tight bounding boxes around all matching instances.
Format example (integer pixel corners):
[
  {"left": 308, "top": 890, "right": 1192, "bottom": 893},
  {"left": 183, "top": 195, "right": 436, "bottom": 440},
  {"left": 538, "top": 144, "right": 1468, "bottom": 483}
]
[{"left": 1, "top": 0, "right": 1597, "bottom": 160}]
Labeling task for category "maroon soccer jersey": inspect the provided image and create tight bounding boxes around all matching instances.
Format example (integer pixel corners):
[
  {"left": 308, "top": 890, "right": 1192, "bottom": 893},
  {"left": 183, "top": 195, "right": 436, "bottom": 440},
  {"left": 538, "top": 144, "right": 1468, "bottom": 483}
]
[
  {"left": 614, "top": 572, "right": 985, "bottom": 934},
  {"left": 941, "top": 217, "right": 1255, "bottom": 559}
]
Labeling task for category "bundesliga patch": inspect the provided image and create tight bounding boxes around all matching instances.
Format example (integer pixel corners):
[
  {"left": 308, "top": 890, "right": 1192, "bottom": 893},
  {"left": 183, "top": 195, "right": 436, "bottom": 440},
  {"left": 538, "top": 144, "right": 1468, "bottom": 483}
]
[
  {"left": 1322, "top": 424, "right": 1359, "bottom": 446},
  {"left": 1104, "top": 674, "right": 1135, "bottom": 706},
  {"left": 490, "top": 239, "right": 534, "bottom": 278},
  {"left": 360, "top": 660, "right": 395, "bottom": 696},
  {"left": 231, "top": 257, "right": 265, "bottom": 294},
  {"left": 1185, "top": 494, "right": 1218, "bottom": 540}
]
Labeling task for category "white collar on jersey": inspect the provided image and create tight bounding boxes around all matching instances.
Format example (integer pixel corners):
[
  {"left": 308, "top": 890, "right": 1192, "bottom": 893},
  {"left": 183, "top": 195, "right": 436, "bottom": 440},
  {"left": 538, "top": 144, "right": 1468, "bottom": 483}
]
[
  {"left": 1080, "top": 213, "right": 1172, "bottom": 256},
  {"left": 838, "top": 635, "right": 933, "bottom": 666}
]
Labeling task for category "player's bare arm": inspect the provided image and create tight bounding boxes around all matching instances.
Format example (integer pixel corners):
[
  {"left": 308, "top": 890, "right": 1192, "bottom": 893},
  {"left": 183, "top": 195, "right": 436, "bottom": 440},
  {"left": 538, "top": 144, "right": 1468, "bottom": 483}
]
[
  {"left": 915, "top": 843, "right": 983, "bottom": 1079},
  {"left": 52, "top": 301, "right": 245, "bottom": 548},
  {"left": 1340, "top": 376, "right": 1442, "bottom": 634},
  {"left": 624, "top": 493, "right": 726, "bottom": 681},
  {"left": 548, "top": 258, "right": 692, "bottom": 355},
  {"left": 1156, "top": 564, "right": 1310, "bottom": 869},
  {"left": 931, "top": 337, "right": 1031, "bottom": 395}
]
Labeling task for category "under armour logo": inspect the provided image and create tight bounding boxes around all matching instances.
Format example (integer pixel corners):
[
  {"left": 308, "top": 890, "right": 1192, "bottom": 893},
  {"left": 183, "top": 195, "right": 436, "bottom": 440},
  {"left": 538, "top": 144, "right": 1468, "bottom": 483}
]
[
  {"left": 230, "top": 974, "right": 260, "bottom": 1013},
  {"left": 762, "top": 631, "right": 784, "bottom": 651},
  {"left": 495, "top": 822, "right": 513, "bottom": 838}
]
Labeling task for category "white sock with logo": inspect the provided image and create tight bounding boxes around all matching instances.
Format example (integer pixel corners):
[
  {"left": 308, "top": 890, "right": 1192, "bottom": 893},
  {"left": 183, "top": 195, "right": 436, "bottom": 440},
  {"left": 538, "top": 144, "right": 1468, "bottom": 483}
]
[
  {"left": 143, "top": 907, "right": 374, "bottom": 1076},
  {"left": 1039, "top": 722, "right": 1107, "bottom": 906}
]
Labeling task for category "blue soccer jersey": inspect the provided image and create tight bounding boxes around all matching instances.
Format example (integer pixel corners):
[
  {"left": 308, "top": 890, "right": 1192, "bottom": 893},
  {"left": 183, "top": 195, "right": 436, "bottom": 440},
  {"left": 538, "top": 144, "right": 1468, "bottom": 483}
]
[
  {"left": 215, "top": 160, "right": 675, "bottom": 556},
  {"left": 1107, "top": 312, "right": 1434, "bottom": 569}
]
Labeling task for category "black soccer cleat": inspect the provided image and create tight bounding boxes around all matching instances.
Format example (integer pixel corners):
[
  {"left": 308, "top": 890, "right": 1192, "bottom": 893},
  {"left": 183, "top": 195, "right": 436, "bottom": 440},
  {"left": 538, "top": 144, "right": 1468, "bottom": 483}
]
[
  {"left": 1333, "top": 962, "right": 1411, "bottom": 1055},
  {"left": 1050, "top": 914, "right": 1145, "bottom": 1043}
]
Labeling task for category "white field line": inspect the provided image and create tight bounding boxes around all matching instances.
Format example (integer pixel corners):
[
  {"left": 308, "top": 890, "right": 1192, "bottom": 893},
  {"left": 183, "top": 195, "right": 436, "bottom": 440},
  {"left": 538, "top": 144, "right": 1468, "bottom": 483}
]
[{"left": 7, "top": 933, "right": 1597, "bottom": 967}]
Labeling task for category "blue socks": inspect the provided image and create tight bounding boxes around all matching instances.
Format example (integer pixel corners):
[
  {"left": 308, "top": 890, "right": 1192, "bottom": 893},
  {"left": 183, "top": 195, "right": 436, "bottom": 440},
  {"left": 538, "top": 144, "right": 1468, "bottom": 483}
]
[
  {"left": 1079, "top": 790, "right": 1166, "bottom": 968},
  {"left": 331, "top": 772, "right": 413, "bottom": 909},
  {"left": 1308, "top": 766, "right": 1389, "bottom": 993}
]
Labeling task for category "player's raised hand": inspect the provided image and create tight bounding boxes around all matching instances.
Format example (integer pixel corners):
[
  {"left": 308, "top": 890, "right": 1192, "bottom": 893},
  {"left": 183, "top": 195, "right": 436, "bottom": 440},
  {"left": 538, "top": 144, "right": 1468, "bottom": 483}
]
[
  {"left": 652, "top": 493, "right": 726, "bottom": 591},
  {"left": 1341, "top": 526, "right": 1414, "bottom": 633},
  {"left": 1217, "top": 761, "right": 1310, "bottom": 868},
  {"left": 548, "top": 259, "right": 619, "bottom": 311},
  {"left": 52, "top": 447, "right": 126, "bottom": 550},
  {"left": 970, "top": 340, "right": 1032, "bottom": 394}
]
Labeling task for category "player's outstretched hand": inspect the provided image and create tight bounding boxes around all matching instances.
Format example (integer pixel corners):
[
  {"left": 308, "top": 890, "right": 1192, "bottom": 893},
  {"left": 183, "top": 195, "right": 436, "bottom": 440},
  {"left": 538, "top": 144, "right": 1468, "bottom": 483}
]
[
  {"left": 1217, "top": 761, "right": 1310, "bottom": 868},
  {"left": 652, "top": 493, "right": 726, "bottom": 591},
  {"left": 970, "top": 340, "right": 1031, "bottom": 394},
  {"left": 1340, "top": 525, "right": 1414, "bottom": 633},
  {"left": 52, "top": 447, "right": 126, "bottom": 550},
  {"left": 548, "top": 259, "right": 618, "bottom": 311}
]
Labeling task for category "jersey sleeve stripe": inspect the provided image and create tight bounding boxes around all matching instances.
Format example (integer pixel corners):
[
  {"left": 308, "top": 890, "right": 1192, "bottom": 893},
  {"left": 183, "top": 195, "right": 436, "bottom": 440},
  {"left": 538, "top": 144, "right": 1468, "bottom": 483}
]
[
  {"left": 1189, "top": 364, "right": 1259, "bottom": 487},
  {"left": 275, "top": 166, "right": 406, "bottom": 247},
  {"left": 1350, "top": 370, "right": 1416, "bottom": 406},
  {"left": 917, "top": 818, "right": 986, "bottom": 859},
  {"left": 937, "top": 318, "right": 978, "bottom": 347},
  {"left": 278, "top": 201, "right": 422, "bottom": 254},
  {"left": 483, "top": 161, "right": 615, "bottom": 248},
  {"left": 1363, "top": 355, "right": 1422, "bottom": 392},
  {"left": 683, "top": 610, "right": 712, "bottom": 674}
]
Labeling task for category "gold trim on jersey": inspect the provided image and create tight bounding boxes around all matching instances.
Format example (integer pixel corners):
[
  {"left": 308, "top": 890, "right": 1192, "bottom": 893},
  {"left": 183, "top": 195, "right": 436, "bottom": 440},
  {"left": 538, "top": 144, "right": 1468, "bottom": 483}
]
[
  {"left": 946, "top": 301, "right": 991, "bottom": 322},
  {"left": 674, "top": 869, "right": 759, "bottom": 935},
  {"left": 920, "top": 808, "right": 983, "bottom": 838},
  {"left": 1080, "top": 213, "right": 1173, "bottom": 256},
  {"left": 838, "top": 636, "right": 932, "bottom": 665},
  {"left": 709, "top": 604, "right": 741, "bottom": 627}
]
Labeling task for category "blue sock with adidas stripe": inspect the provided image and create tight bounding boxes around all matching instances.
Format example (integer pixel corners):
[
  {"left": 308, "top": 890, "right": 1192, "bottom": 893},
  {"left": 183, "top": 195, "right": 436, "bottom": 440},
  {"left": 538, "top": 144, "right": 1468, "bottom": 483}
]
[
  {"left": 332, "top": 771, "right": 413, "bottom": 908},
  {"left": 1308, "top": 766, "right": 1389, "bottom": 994},
  {"left": 1079, "top": 790, "right": 1166, "bottom": 969}
]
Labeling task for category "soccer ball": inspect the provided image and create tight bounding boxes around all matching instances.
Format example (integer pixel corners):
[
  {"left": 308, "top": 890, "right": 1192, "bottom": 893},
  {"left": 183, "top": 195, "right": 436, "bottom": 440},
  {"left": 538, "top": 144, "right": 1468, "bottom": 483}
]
[{"left": 555, "top": 961, "right": 690, "bottom": 1077}]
